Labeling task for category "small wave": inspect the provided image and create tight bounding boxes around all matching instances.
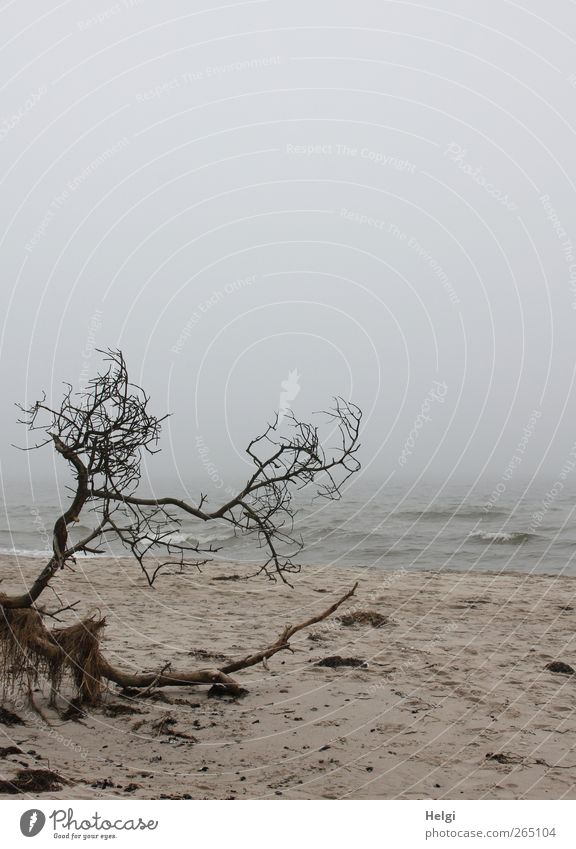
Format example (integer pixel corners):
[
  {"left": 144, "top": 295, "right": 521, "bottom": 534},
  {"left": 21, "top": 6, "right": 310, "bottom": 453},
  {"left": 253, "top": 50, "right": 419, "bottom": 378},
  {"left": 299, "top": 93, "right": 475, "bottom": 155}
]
[
  {"left": 164, "top": 532, "right": 189, "bottom": 546},
  {"left": 468, "top": 531, "right": 539, "bottom": 545},
  {"left": 396, "top": 508, "right": 508, "bottom": 522},
  {"left": 165, "top": 528, "right": 236, "bottom": 547},
  {"left": 0, "top": 547, "right": 52, "bottom": 558},
  {"left": 0, "top": 547, "right": 107, "bottom": 559}
]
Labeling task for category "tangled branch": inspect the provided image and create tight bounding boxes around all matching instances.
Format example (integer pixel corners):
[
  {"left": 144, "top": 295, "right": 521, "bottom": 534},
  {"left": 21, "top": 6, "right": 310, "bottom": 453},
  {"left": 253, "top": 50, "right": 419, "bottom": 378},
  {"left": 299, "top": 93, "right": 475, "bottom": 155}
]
[{"left": 9, "top": 349, "right": 360, "bottom": 592}]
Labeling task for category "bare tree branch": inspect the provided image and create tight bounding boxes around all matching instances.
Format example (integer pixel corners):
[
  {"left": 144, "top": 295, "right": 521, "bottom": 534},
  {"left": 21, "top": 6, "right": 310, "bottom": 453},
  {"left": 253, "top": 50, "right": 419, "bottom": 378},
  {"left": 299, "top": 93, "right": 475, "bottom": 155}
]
[{"left": 6, "top": 349, "right": 360, "bottom": 595}]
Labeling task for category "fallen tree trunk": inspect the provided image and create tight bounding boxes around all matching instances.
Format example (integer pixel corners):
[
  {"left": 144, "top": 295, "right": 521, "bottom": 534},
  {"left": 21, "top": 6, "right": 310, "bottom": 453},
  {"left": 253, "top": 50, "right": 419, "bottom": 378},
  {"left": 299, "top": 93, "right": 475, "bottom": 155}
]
[
  {"left": 100, "top": 663, "right": 244, "bottom": 696},
  {"left": 0, "top": 583, "right": 358, "bottom": 705}
]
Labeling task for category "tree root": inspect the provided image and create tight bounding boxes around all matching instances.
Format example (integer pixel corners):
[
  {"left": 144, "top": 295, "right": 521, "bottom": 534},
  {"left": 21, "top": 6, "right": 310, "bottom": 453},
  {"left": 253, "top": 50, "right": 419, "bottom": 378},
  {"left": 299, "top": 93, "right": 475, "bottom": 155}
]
[{"left": 0, "top": 583, "right": 358, "bottom": 706}]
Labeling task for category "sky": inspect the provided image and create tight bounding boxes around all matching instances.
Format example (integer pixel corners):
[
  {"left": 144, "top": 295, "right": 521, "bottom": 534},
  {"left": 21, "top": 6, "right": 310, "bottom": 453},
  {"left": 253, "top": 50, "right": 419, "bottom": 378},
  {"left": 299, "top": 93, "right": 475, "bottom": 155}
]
[{"left": 1, "top": 0, "right": 576, "bottom": 501}]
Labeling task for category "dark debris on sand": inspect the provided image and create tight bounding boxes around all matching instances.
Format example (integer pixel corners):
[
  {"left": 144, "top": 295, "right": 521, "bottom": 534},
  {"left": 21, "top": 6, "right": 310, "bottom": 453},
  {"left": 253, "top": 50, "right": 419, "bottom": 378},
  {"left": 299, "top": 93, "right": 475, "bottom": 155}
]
[
  {"left": 0, "top": 768, "right": 67, "bottom": 794},
  {"left": 545, "top": 661, "right": 575, "bottom": 675},
  {"left": 150, "top": 714, "right": 198, "bottom": 741},
  {"left": 0, "top": 746, "right": 23, "bottom": 758},
  {"left": 91, "top": 777, "right": 116, "bottom": 789},
  {"left": 103, "top": 702, "right": 145, "bottom": 717},
  {"left": 486, "top": 752, "right": 523, "bottom": 765},
  {"left": 158, "top": 792, "right": 193, "bottom": 799},
  {"left": 150, "top": 714, "right": 178, "bottom": 736},
  {"left": 212, "top": 575, "right": 243, "bottom": 582},
  {"left": 0, "top": 706, "right": 24, "bottom": 726},
  {"left": 207, "top": 684, "right": 249, "bottom": 700},
  {"left": 187, "top": 647, "right": 229, "bottom": 662},
  {"left": 60, "top": 697, "right": 86, "bottom": 721},
  {"left": 316, "top": 656, "right": 368, "bottom": 668},
  {"left": 118, "top": 688, "right": 173, "bottom": 703}
]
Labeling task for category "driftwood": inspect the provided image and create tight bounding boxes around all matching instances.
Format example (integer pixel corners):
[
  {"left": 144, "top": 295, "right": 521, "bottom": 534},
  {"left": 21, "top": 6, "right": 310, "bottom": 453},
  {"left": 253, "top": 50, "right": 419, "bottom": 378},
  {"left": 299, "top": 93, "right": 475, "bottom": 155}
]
[{"left": 0, "top": 584, "right": 357, "bottom": 704}]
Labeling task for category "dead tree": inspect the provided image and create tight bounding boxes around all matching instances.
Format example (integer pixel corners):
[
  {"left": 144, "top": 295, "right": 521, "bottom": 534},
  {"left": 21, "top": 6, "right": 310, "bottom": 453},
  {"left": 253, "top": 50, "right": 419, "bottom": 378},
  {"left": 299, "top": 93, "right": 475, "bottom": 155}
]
[{"left": 0, "top": 350, "right": 361, "bottom": 706}]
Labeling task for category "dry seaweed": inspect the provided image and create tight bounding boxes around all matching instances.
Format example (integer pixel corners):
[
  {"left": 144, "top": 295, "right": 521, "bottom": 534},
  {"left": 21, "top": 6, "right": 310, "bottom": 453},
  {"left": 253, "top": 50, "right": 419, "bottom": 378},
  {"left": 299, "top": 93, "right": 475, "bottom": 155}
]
[
  {"left": 207, "top": 683, "right": 248, "bottom": 699},
  {"left": 149, "top": 713, "right": 197, "bottom": 742},
  {"left": 0, "top": 746, "right": 22, "bottom": 758},
  {"left": 316, "top": 656, "right": 367, "bottom": 668},
  {"left": 0, "top": 768, "right": 67, "bottom": 794},
  {"left": 486, "top": 752, "right": 523, "bottom": 765},
  {"left": 150, "top": 714, "right": 178, "bottom": 736},
  {"left": 545, "top": 661, "right": 575, "bottom": 675},
  {"left": 212, "top": 575, "right": 243, "bottom": 582},
  {"left": 103, "top": 702, "right": 144, "bottom": 718},
  {"left": 187, "top": 648, "right": 229, "bottom": 662},
  {"left": 338, "top": 610, "right": 389, "bottom": 628}
]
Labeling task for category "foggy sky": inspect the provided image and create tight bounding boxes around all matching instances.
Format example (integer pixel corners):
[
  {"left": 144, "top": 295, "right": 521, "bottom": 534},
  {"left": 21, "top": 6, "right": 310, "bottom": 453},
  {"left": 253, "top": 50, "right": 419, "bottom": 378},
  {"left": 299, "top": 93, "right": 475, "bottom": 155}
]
[{"left": 2, "top": 0, "right": 576, "bottom": 501}]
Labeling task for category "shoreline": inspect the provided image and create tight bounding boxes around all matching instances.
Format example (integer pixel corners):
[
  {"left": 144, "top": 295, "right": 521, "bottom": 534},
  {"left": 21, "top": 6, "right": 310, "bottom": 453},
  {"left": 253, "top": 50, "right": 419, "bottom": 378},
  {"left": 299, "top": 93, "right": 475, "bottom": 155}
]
[
  {"left": 1, "top": 555, "right": 576, "bottom": 799},
  {"left": 2, "top": 550, "right": 576, "bottom": 581}
]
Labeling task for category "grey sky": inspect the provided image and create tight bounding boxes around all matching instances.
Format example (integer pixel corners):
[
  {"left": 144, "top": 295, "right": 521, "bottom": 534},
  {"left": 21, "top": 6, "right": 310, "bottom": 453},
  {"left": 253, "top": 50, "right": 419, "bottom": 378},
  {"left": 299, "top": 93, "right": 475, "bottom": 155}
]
[{"left": 1, "top": 0, "right": 576, "bottom": 497}]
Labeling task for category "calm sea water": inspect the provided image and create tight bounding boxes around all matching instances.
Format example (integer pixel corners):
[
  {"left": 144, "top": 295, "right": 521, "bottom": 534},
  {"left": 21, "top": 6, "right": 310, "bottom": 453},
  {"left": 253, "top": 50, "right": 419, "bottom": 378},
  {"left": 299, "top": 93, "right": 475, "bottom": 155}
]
[{"left": 2, "top": 479, "right": 576, "bottom": 577}]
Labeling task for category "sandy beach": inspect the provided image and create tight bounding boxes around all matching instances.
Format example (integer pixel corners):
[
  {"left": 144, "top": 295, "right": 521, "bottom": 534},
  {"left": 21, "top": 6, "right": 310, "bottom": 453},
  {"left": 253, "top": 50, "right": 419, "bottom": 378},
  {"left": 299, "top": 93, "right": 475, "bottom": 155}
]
[{"left": 1, "top": 554, "right": 576, "bottom": 800}]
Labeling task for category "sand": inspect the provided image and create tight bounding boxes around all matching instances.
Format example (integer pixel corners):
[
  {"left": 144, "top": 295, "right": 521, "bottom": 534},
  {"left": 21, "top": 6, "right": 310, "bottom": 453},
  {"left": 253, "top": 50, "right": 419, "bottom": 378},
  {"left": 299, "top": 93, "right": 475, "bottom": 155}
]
[{"left": 1, "top": 554, "right": 576, "bottom": 800}]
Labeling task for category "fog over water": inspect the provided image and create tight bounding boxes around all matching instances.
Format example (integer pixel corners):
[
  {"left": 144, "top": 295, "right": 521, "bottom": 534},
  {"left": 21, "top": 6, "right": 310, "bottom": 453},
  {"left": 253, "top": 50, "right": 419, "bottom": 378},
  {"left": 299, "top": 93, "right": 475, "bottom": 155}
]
[{"left": 2, "top": 2, "right": 576, "bottom": 572}]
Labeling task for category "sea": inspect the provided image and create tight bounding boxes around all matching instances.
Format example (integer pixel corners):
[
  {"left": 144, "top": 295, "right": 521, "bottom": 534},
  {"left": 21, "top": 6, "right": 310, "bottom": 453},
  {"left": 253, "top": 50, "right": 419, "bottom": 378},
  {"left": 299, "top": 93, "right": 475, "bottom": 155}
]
[{"left": 2, "top": 479, "right": 576, "bottom": 577}]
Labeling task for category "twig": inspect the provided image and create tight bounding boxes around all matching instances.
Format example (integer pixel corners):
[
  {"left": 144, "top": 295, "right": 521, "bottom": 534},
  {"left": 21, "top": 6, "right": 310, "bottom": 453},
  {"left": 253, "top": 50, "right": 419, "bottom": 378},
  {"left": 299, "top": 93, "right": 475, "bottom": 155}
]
[
  {"left": 222, "top": 583, "right": 358, "bottom": 674},
  {"left": 137, "top": 663, "right": 172, "bottom": 699},
  {"left": 35, "top": 601, "right": 81, "bottom": 622}
]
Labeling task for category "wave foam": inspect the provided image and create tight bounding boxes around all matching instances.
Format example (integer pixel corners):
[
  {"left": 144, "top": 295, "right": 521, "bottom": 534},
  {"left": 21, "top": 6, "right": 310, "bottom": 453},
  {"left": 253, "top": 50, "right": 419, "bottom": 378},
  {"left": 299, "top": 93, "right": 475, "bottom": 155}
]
[
  {"left": 468, "top": 531, "right": 538, "bottom": 544},
  {"left": 0, "top": 547, "right": 107, "bottom": 559}
]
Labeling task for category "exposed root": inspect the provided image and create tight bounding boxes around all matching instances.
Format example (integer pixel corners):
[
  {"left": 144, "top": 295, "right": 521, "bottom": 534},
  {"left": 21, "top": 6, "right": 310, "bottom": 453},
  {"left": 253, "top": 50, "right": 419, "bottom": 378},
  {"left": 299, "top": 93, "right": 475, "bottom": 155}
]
[
  {"left": 0, "top": 604, "right": 106, "bottom": 705},
  {"left": 52, "top": 618, "right": 107, "bottom": 704}
]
